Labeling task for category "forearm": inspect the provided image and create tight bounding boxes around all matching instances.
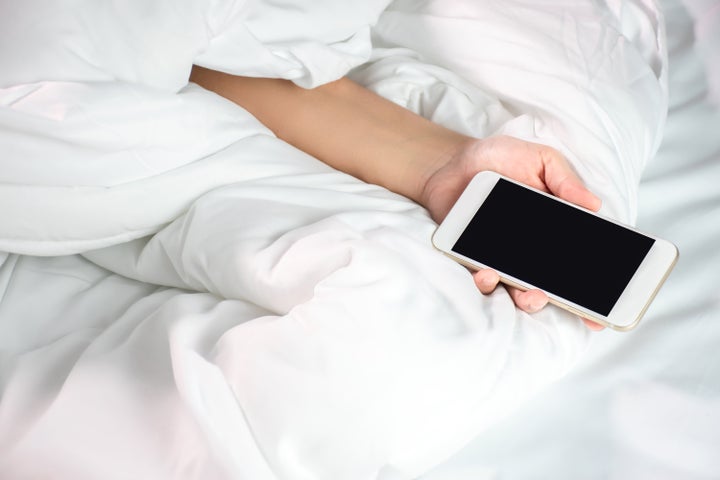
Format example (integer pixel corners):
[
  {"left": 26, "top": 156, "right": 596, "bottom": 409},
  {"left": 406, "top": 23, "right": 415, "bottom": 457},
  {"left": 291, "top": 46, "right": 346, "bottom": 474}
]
[
  {"left": 189, "top": 66, "right": 472, "bottom": 204},
  {"left": 189, "top": 67, "right": 604, "bottom": 326}
]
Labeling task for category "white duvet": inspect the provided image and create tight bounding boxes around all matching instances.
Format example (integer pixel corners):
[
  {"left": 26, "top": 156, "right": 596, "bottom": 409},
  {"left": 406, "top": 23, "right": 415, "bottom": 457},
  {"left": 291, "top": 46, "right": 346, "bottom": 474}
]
[{"left": 0, "top": 1, "right": 669, "bottom": 478}]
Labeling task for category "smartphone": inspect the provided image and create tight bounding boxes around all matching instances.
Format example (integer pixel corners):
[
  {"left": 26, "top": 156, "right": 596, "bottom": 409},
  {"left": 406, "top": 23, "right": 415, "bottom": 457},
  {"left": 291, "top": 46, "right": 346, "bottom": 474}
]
[{"left": 432, "top": 171, "right": 678, "bottom": 331}]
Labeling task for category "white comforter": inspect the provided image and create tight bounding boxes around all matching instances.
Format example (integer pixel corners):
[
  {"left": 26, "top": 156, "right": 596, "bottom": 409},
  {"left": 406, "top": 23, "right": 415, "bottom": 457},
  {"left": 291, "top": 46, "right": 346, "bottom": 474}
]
[{"left": 0, "top": 1, "right": 669, "bottom": 478}]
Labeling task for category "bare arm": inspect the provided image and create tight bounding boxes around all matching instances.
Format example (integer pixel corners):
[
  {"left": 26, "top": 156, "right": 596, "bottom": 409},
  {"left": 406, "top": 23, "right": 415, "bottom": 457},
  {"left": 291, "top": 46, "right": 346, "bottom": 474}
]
[
  {"left": 189, "top": 66, "right": 470, "bottom": 210},
  {"left": 189, "top": 66, "right": 604, "bottom": 329}
]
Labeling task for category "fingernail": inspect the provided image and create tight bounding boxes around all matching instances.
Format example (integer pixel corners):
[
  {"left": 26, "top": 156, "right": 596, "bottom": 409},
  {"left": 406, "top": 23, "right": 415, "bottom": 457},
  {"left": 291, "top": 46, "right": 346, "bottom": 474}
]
[{"left": 527, "top": 301, "right": 542, "bottom": 312}]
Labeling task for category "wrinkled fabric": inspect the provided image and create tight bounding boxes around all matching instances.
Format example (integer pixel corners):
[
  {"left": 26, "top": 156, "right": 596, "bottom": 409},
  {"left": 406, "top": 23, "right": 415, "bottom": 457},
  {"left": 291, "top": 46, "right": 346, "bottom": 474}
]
[
  {"left": 0, "top": 0, "right": 390, "bottom": 91},
  {"left": 0, "top": 1, "right": 669, "bottom": 478}
]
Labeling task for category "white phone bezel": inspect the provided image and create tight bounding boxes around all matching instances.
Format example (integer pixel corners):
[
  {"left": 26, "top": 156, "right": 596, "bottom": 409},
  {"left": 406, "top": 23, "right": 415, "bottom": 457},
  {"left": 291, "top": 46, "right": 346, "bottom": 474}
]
[{"left": 431, "top": 171, "right": 678, "bottom": 331}]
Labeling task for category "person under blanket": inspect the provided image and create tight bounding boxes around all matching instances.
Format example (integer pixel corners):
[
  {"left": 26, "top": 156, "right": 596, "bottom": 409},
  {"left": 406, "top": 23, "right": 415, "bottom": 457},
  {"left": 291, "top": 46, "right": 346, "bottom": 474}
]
[{"left": 189, "top": 66, "right": 604, "bottom": 330}]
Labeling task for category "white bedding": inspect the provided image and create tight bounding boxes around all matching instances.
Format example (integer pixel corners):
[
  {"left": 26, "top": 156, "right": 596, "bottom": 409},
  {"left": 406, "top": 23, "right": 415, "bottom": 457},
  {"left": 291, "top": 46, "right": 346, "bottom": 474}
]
[
  {"left": 420, "top": 1, "right": 720, "bottom": 478},
  {"left": 1, "top": 0, "right": 716, "bottom": 478}
]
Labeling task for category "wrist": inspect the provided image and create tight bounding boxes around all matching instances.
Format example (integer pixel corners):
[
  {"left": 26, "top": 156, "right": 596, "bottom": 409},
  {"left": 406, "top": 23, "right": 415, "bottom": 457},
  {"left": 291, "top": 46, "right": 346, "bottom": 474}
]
[
  {"left": 415, "top": 135, "right": 478, "bottom": 220},
  {"left": 403, "top": 131, "right": 475, "bottom": 205}
]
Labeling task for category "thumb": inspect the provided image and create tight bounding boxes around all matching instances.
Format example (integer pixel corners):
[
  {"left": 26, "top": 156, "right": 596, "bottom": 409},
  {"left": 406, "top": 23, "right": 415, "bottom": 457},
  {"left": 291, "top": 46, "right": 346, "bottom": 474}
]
[{"left": 543, "top": 158, "right": 602, "bottom": 212}]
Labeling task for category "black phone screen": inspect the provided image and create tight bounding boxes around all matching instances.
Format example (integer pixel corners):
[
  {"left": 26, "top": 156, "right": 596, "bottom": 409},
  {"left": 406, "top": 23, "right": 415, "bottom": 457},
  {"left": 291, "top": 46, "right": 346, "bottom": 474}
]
[{"left": 452, "top": 179, "right": 655, "bottom": 316}]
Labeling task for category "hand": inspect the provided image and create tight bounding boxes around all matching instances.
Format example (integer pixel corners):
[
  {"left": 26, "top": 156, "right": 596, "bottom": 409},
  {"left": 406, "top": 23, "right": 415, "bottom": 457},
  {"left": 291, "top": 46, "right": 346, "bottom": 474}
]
[
  {"left": 420, "top": 135, "right": 604, "bottom": 330},
  {"left": 192, "top": 71, "right": 603, "bottom": 329}
]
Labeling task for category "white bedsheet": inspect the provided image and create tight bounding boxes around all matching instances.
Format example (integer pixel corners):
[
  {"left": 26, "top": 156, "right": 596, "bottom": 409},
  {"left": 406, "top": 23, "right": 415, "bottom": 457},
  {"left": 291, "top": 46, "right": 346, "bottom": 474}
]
[
  {"left": 420, "top": 0, "right": 720, "bottom": 478},
  {"left": 1, "top": 0, "right": 710, "bottom": 479}
]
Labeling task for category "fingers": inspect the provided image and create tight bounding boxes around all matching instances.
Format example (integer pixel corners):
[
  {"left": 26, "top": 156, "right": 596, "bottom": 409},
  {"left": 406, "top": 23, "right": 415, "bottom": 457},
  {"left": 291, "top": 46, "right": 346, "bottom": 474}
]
[
  {"left": 507, "top": 287, "right": 549, "bottom": 313},
  {"left": 551, "top": 172, "right": 602, "bottom": 212},
  {"left": 474, "top": 269, "right": 604, "bottom": 331},
  {"left": 536, "top": 144, "right": 602, "bottom": 212},
  {"left": 475, "top": 136, "right": 601, "bottom": 213},
  {"left": 582, "top": 318, "right": 606, "bottom": 331},
  {"left": 473, "top": 268, "right": 500, "bottom": 294},
  {"left": 473, "top": 269, "right": 549, "bottom": 313}
]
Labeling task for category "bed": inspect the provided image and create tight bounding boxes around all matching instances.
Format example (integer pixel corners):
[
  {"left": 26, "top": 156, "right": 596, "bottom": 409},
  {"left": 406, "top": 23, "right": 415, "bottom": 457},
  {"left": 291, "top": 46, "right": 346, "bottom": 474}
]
[{"left": 0, "top": 0, "right": 718, "bottom": 478}]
